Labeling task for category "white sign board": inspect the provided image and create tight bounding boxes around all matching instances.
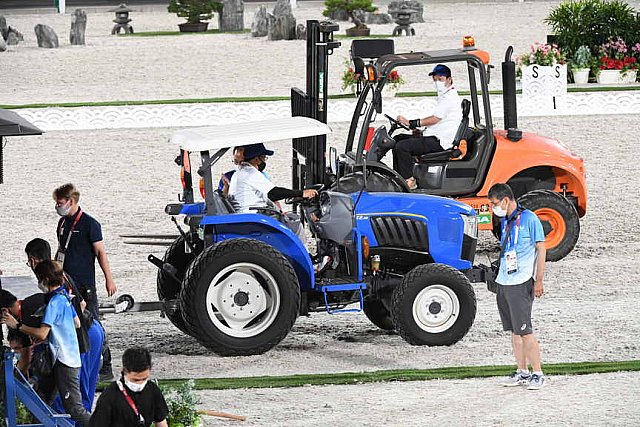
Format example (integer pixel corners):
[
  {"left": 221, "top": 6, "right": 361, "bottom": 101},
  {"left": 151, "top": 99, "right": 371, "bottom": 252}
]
[{"left": 521, "top": 64, "right": 567, "bottom": 97}]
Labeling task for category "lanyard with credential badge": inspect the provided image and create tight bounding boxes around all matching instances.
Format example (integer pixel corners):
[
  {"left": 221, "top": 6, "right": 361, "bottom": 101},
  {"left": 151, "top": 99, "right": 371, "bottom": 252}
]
[
  {"left": 58, "top": 208, "right": 83, "bottom": 252},
  {"left": 116, "top": 379, "right": 145, "bottom": 426},
  {"left": 502, "top": 208, "right": 523, "bottom": 251}
]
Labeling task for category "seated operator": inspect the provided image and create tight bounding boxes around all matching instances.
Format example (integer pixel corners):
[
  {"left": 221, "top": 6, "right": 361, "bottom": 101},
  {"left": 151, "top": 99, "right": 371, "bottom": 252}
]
[
  {"left": 372, "top": 64, "right": 462, "bottom": 190},
  {"left": 228, "top": 143, "right": 318, "bottom": 214}
]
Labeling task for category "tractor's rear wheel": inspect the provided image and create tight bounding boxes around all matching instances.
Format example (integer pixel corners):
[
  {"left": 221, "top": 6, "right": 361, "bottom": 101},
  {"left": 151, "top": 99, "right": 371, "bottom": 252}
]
[
  {"left": 391, "top": 264, "right": 476, "bottom": 346},
  {"left": 180, "top": 239, "right": 300, "bottom": 356},
  {"left": 157, "top": 236, "right": 200, "bottom": 334},
  {"left": 363, "top": 295, "right": 394, "bottom": 331},
  {"left": 518, "top": 190, "right": 580, "bottom": 262}
]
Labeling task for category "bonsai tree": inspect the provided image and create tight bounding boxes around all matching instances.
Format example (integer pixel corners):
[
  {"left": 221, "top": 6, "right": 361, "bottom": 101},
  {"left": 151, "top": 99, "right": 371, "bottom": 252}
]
[
  {"left": 168, "top": 0, "right": 223, "bottom": 24},
  {"left": 323, "top": 0, "right": 377, "bottom": 31}
]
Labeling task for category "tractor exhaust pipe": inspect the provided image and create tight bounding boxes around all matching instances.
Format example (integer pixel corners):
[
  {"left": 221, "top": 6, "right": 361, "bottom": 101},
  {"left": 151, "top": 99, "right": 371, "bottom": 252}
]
[{"left": 502, "top": 46, "right": 521, "bottom": 141}]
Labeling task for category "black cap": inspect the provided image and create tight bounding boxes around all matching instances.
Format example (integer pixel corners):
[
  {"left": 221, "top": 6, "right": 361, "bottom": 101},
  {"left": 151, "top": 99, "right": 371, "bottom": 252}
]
[{"left": 428, "top": 64, "right": 452, "bottom": 78}]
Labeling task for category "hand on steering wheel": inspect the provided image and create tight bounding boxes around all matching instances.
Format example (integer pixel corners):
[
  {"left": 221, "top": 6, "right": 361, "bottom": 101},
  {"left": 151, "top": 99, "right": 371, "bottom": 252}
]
[{"left": 384, "top": 114, "right": 411, "bottom": 131}]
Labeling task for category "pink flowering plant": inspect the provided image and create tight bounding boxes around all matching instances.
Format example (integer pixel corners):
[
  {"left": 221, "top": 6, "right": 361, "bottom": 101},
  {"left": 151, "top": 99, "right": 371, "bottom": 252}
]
[
  {"left": 517, "top": 42, "right": 566, "bottom": 67},
  {"left": 598, "top": 37, "right": 637, "bottom": 72}
]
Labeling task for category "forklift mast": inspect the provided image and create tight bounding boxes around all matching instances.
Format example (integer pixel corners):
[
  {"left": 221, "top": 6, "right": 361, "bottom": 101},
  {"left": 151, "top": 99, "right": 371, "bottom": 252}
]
[{"left": 291, "top": 20, "right": 340, "bottom": 191}]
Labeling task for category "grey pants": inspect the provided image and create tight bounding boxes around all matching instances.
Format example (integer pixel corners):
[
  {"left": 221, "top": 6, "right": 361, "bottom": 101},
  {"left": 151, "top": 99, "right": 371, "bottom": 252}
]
[{"left": 39, "top": 361, "right": 91, "bottom": 426}]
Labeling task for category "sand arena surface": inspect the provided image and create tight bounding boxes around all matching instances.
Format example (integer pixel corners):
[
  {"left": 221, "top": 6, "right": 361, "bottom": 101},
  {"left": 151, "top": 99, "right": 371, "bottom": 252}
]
[{"left": 1, "top": 1, "right": 640, "bottom": 425}]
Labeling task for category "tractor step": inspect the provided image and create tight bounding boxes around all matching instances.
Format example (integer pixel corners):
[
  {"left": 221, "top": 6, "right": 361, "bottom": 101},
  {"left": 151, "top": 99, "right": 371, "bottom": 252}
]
[{"left": 319, "top": 282, "right": 366, "bottom": 314}]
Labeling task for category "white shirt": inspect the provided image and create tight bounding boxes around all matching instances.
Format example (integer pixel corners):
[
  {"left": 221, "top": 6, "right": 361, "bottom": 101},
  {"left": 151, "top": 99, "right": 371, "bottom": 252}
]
[
  {"left": 423, "top": 86, "right": 463, "bottom": 149},
  {"left": 228, "top": 163, "right": 275, "bottom": 213}
]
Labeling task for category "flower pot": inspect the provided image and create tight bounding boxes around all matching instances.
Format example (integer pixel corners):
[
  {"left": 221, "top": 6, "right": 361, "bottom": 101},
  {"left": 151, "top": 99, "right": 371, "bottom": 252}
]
[
  {"left": 597, "top": 69, "right": 622, "bottom": 84},
  {"left": 572, "top": 68, "right": 590, "bottom": 84},
  {"left": 178, "top": 22, "right": 209, "bottom": 33},
  {"left": 621, "top": 69, "right": 638, "bottom": 84},
  {"left": 345, "top": 26, "right": 370, "bottom": 37},
  {"left": 381, "top": 85, "right": 398, "bottom": 98}
]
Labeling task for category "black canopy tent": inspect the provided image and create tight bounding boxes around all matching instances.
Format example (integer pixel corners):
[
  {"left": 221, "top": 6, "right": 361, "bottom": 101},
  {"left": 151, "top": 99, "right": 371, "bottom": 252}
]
[{"left": 0, "top": 108, "right": 43, "bottom": 184}]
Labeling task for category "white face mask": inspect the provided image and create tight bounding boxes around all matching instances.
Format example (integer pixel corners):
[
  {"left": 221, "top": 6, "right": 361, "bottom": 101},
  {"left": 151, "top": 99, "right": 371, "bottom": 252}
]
[
  {"left": 492, "top": 203, "right": 507, "bottom": 217},
  {"left": 434, "top": 80, "right": 447, "bottom": 95},
  {"left": 56, "top": 201, "right": 71, "bottom": 217},
  {"left": 37, "top": 281, "right": 49, "bottom": 293},
  {"left": 125, "top": 379, "right": 148, "bottom": 393}
]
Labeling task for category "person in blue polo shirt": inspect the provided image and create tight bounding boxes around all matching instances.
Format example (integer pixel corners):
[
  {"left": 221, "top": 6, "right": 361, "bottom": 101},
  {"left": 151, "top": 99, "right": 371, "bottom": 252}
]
[
  {"left": 488, "top": 183, "right": 547, "bottom": 390},
  {"left": 2, "top": 260, "right": 91, "bottom": 425}
]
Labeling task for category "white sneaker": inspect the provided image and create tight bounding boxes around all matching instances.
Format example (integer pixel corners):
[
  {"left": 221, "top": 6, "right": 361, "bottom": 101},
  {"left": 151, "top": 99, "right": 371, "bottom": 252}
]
[
  {"left": 502, "top": 371, "right": 531, "bottom": 387},
  {"left": 527, "top": 374, "right": 545, "bottom": 390}
]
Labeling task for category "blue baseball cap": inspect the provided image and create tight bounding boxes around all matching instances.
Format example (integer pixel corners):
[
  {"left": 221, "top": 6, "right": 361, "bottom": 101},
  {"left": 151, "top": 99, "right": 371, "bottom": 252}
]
[
  {"left": 243, "top": 143, "right": 274, "bottom": 160},
  {"left": 428, "top": 64, "right": 452, "bottom": 78}
]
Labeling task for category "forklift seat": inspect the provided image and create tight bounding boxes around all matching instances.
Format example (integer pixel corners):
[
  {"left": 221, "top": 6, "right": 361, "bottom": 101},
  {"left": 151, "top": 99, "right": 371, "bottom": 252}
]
[{"left": 416, "top": 99, "right": 471, "bottom": 163}]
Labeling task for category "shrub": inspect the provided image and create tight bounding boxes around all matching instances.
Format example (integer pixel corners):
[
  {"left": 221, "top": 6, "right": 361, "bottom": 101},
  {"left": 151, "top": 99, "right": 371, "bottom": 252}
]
[
  {"left": 323, "top": 0, "right": 377, "bottom": 29},
  {"left": 545, "top": 0, "right": 639, "bottom": 57},
  {"left": 571, "top": 45, "right": 593, "bottom": 68},
  {"left": 160, "top": 380, "right": 202, "bottom": 427},
  {"left": 168, "top": 0, "right": 223, "bottom": 24}
]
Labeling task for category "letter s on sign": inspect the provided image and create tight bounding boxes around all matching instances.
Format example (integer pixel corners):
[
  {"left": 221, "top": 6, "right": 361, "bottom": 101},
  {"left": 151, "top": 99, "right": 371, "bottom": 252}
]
[
  {"left": 532, "top": 65, "right": 539, "bottom": 79},
  {"left": 555, "top": 65, "right": 561, "bottom": 78}
]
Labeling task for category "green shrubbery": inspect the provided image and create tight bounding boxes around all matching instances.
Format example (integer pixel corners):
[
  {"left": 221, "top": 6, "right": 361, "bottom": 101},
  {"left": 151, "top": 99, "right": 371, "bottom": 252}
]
[
  {"left": 323, "top": 0, "right": 377, "bottom": 29},
  {"left": 168, "top": 0, "right": 223, "bottom": 24}
]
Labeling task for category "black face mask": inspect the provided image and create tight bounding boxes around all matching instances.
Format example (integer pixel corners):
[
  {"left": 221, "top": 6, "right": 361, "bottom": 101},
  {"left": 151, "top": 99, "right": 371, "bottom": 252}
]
[{"left": 258, "top": 161, "right": 267, "bottom": 172}]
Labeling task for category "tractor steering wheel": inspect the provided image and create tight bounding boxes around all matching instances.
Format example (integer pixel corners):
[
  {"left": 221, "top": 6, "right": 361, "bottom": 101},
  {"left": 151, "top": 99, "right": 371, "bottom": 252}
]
[
  {"left": 384, "top": 114, "right": 411, "bottom": 132},
  {"left": 285, "top": 184, "right": 324, "bottom": 205}
]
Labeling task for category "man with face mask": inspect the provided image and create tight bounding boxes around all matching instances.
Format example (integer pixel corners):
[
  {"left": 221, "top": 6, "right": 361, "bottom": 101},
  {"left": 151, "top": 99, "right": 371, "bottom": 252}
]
[
  {"left": 52, "top": 183, "right": 115, "bottom": 381},
  {"left": 228, "top": 143, "right": 317, "bottom": 213},
  {"left": 383, "top": 64, "right": 462, "bottom": 189},
  {"left": 487, "top": 183, "right": 547, "bottom": 390},
  {"left": 89, "top": 347, "right": 168, "bottom": 427}
]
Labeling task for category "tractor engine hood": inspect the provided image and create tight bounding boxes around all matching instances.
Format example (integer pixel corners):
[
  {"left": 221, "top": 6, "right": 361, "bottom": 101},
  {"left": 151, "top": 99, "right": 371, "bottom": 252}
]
[{"left": 353, "top": 191, "right": 474, "bottom": 217}]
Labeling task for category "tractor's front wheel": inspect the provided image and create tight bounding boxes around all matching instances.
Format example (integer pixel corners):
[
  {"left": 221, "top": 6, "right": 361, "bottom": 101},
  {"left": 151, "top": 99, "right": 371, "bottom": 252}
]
[
  {"left": 391, "top": 264, "right": 476, "bottom": 346},
  {"left": 363, "top": 295, "right": 394, "bottom": 331},
  {"left": 180, "top": 239, "right": 300, "bottom": 356},
  {"left": 518, "top": 190, "right": 580, "bottom": 262}
]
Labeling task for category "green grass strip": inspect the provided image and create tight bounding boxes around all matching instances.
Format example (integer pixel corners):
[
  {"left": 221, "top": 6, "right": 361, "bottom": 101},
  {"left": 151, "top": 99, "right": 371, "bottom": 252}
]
[
  {"left": 99, "top": 359, "right": 640, "bottom": 391},
  {"left": 118, "top": 29, "right": 250, "bottom": 37},
  {"left": 3, "top": 85, "right": 639, "bottom": 110}
]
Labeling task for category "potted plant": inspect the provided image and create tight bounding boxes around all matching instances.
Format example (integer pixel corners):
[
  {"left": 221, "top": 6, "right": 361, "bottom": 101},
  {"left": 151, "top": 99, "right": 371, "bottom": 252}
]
[
  {"left": 341, "top": 61, "right": 405, "bottom": 96},
  {"left": 160, "top": 380, "right": 202, "bottom": 427},
  {"left": 324, "top": 0, "right": 377, "bottom": 37},
  {"left": 570, "top": 45, "right": 592, "bottom": 84},
  {"left": 382, "top": 69, "right": 405, "bottom": 97},
  {"left": 517, "top": 42, "right": 566, "bottom": 79},
  {"left": 168, "top": 0, "right": 223, "bottom": 33},
  {"left": 596, "top": 37, "right": 638, "bottom": 84}
]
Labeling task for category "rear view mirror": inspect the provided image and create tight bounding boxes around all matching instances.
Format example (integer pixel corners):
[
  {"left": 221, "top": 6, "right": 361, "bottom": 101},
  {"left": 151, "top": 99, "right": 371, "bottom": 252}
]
[{"left": 328, "top": 146, "right": 338, "bottom": 175}]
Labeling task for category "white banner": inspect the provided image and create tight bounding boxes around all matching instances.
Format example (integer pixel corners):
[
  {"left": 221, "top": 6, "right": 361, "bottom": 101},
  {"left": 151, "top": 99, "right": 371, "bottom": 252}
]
[{"left": 521, "top": 64, "right": 567, "bottom": 98}]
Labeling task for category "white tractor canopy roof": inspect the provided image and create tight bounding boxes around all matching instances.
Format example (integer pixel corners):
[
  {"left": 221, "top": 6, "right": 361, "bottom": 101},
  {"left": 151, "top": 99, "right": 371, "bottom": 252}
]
[{"left": 171, "top": 117, "right": 332, "bottom": 152}]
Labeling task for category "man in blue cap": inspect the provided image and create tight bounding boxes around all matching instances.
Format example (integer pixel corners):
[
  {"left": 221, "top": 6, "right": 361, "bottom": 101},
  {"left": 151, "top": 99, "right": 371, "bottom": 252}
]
[
  {"left": 228, "top": 143, "right": 318, "bottom": 214},
  {"left": 392, "top": 64, "right": 462, "bottom": 189}
]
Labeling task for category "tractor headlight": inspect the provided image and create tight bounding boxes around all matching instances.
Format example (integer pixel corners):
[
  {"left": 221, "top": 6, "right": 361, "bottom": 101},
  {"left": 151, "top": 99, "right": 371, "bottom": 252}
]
[
  {"left": 461, "top": 214, "right": 478, "bottom": 239},
  {"left": 319, "top": 193, "right": 331, "bottom": 217}
]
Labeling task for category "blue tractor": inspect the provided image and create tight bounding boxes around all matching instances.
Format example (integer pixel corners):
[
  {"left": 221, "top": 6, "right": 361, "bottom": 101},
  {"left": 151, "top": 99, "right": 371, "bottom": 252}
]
[{"left": 151, "top": 21, "right": 480, "bottom": 356}]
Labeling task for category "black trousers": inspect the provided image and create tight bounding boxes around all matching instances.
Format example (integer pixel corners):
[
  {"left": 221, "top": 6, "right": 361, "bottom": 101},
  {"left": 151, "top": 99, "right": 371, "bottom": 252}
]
[
  {"left": 392, "top": 134, "right": 444, "bottom": 179},
  {"left": 39, "top": 361, "right": 91, "bottom": 426}
]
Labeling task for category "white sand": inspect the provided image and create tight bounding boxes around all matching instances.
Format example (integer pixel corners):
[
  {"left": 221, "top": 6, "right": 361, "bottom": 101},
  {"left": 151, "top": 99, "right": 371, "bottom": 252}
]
[{"left": 1, "top": 2, "right": 640, "bottom": 425}]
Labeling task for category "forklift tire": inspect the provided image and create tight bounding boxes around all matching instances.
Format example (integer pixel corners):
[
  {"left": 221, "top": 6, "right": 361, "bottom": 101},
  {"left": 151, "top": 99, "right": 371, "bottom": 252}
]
[
  {"left": 157, "top": 236, "right": 198, "bottom": 334},
  {"left": 363, "top": 296, "right": 394, "bottom": 331},
  {"left": 180, "top": 239, "right": 300, "bottom": 356},
  {"left": 391, "top": 264, "right": 476, "bottom": 346},
  {"left": 518, "top": 190, "right": 580, "bottom": 262}
]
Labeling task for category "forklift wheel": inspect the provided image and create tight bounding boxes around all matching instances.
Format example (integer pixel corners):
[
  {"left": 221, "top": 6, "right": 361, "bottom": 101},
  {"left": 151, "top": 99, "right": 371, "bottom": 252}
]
[
  {"left": 391, "top": 264, "right": 476, "bottom": 346},
  {"left": 363, "top": 296, "right": 394, "bottom": 331},
  {"left": 180, "top": 239, "right": 300, "bottom": 356}
]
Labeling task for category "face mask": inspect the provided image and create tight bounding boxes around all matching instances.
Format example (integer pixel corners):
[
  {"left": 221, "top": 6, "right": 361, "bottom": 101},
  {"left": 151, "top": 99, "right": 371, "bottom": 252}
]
[
  {"left": 434, "top": 80, "right": 447, "bottom": 95},
  {"left": 56, "top": 201, "right": 71, "bottom": 217},
  {"left": 125, "top": 379, "right": 148, "bottom": 393},
  {"left": 258, "top": 160, "right": 266, "bottom": 172},
  {"left": 37, "top": 281, "right": 49, "bottom": 293},
  {"left": 492, "top": 203, "right": 507, "bottom": 218}
]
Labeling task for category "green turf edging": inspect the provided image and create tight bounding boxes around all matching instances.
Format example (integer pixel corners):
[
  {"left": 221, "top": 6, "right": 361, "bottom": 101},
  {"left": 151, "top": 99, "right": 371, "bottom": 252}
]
[
  {"left": 118, "top": 29, "right": 250, "bottom": 37},
  {"left": 98, "top": 359, "right": 640, "bottom": 392}
]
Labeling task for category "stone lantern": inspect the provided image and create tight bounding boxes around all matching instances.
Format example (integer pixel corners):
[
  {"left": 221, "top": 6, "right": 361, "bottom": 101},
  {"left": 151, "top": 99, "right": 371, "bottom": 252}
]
[
  {"left": 110, "top": 3, "right": 134, "bottom": 35},
  {"left": 392, "top": 7, "right": 416, "bottom": 36}
]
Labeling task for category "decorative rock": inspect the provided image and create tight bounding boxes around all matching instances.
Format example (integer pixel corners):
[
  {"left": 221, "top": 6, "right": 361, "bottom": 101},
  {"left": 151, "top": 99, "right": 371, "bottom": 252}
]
[
  {"left": 251, "top": 5, "right": 268, "bottom": 37},
  {"left": 6, "top": 32, "right": 19, "bottom": 46},
  {"left": 218, "top": 0, "right": 244, "bottom": 32},
  {"left": 267, "top": 0, "right": 296, "bottom": 41},
  {"left": 327, "top": 9, "right": 350, "bottom": 21},
  {"left": 0, "top": 37, "right": 6, "bottom": 52},
  {"left": 0, "top": 15, "right": 8, "bottom": 41},
  {"left": 295, "top": 23, "right": 306, "bottom": 40},
  {"left": 70, "top": 9, "right": 87, "bottom": 45},
  {"left": 34, "top": 24, "right": 59, "bottom": 48},
  {"left": 8, "top": 27, "right": 24, "bottom": 43},
  {"left": 365, "top": 12, "right": 393, "bottom": 25},
  {"left": 388, "top": 0, "right": 424, "bottom": 23}
]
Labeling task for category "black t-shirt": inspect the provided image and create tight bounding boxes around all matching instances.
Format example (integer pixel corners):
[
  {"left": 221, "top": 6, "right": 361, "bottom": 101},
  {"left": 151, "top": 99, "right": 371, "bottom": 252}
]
[
  {"left": 89, "top": 378, "right": 169, "bottom": 427},
  {"left": 20, "top": 293, "right": 47, "bottom": 328},
  {"left": 57, "top": 207, "right": 103, "bottom": 287}
]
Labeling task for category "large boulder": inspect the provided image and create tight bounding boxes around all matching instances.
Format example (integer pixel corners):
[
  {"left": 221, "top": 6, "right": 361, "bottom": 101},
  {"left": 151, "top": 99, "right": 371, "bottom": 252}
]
[
  {"left": 34, "top": 24, "right": 59, "bottom": 48},
  {"left": 0, "top": 15, "right": 8, "bottom": 41},
  {"left": 267, "top": 0, "right": 296, "bottom": 41},
  {"left": 327, "top": 9, "right": 350, "bottom": 21},
  {"left": 6, "top": 32, "right": 19, "bottom": 46},
  {"left": 388, "top": 0, "right": 424, "bottom": 23},
  {"left": 251, "top": 5, "right": 268, "bottom": 37},
  {"left": 295, "top": 23, "right": 306, "bottom": 40},
  {"left": 70, "top": 9, "right": 87, "bottom": 45},
  {"left": 0, "top": 37, "right": 6, "bottom": 52},
  {"left": 365, "top": 12, "right": 393, "bottom": 25},
  {"left": 218, "top": 0, "right": 244, "bottom": 32}
]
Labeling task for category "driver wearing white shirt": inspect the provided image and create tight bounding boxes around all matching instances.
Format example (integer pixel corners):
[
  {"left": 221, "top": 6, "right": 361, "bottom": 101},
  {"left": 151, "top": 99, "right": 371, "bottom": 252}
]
[{"left": 228, "top": 143, "right": 317, "bottom": 213}]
